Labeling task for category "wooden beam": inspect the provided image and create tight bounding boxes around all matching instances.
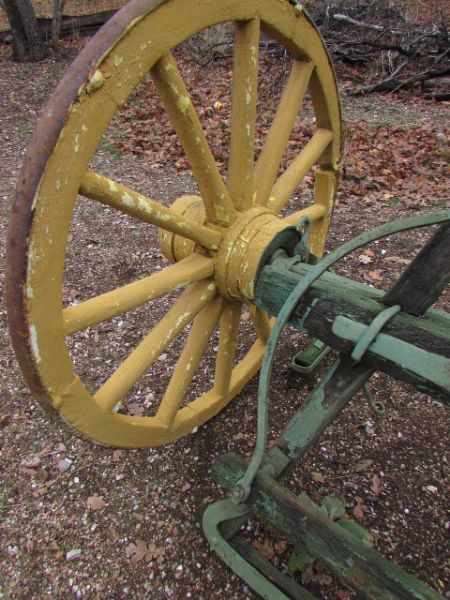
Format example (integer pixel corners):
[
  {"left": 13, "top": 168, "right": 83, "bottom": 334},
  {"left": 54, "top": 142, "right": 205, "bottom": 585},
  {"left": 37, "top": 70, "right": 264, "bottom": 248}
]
[{"left": 213, "top": 453, "right": 441, "bottom": 600}]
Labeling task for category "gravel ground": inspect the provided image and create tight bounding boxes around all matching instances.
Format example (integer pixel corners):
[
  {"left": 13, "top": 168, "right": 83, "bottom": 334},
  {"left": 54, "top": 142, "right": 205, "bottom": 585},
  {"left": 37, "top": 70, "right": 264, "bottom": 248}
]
[{"left": 0, "top": 38, "right": 449, "bottom": 600}]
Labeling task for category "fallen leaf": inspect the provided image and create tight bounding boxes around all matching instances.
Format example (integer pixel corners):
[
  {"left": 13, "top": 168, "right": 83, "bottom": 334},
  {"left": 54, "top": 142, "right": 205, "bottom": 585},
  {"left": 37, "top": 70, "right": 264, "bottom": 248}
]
[
  {"left": 251, "top": 539, "right": 275, "bottom": 561},
  {"left": 317, "top": 573, "right": 332, "bottom": 586},
  {"left": 367, "top": 270, "right": 384, "bottom": 282},
  {"left": 133, "top": 512, "right": 145, "bottom": 523},
  {"left": 21, "top": 456, "right": 41, "bottom": 469},
  {"left": 87, "top": 494, "right": 106, "bottom": 511},
  {"left": 358, "top": 250, "right": 374, "bottom": 264},
  {"left": 274, "top": 539, "right": 288, "bottom": 555},
  {"left": 128, "top": 402, "right": 145, "bottom": 417},
  {"left": 19, "top": 467, "right": 38, "bottom": 477},
  {"left": 125, "top": 540, "right": 165, "bottom": 564},
  {"left": 352, "top": 497, "right": 365, "bottom": 521},
  {"left": 371, "top": 474, "right": 383, "bottom": 496},
  {"left": 355, "top": 458, "right": 374, "bottom": 472},
  {"left": 125, "top": 540, "right": 149, "bottom": 563},
  {"left": 111, "top": 450, "right": 123, "bottom": 463},
  {"left": 311, "top": 471, "right": 325, "bottom": 484}
]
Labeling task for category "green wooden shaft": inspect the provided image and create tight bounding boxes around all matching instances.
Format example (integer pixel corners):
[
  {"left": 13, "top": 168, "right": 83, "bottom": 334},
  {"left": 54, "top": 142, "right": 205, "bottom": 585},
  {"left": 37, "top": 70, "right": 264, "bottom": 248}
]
[{"left": 254, "top": 256, "right": 450, "bottom": 404}]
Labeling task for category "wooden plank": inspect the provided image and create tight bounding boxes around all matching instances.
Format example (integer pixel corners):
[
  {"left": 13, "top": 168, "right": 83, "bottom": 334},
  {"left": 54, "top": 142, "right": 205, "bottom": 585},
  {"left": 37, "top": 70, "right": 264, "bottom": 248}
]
[
  {"left": 383, "top": 222, "right": 450, "bottom": 315},
  {"left": 213, "top": 454, "right": 441, "bottom": 600}
]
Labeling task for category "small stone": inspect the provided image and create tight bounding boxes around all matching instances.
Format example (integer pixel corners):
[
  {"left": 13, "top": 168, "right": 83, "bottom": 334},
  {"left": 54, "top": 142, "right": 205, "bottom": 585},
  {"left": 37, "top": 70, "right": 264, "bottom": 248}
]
[
  {"left": 57, "top": 458, "right": 72, "bottom": 472},
  {"left": 66, "top": 549, "right": 82, "bottom": 561}
]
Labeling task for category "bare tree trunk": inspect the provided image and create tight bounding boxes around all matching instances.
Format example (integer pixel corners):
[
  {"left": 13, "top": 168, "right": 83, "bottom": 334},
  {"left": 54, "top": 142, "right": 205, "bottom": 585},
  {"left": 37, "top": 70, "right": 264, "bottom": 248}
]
[
  {"left": 3, "top": 0, "right": 46, "bottom": 62},
  {"left": 51, "top": 0, "right": 65, "bottom": 49}
]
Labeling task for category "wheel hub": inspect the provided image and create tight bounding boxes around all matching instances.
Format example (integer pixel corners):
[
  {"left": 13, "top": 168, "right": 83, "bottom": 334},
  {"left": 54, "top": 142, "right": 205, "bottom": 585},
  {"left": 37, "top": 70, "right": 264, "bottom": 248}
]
[{"left": 160, "top": 200, "right": 286, "bottom": 302}]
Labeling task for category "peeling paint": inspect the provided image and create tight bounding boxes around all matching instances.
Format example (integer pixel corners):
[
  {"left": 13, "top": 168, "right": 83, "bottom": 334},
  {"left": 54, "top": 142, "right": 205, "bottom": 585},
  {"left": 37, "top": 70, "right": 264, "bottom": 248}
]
[
  {"left": 29, "top": 324, "right": 42, "bottom": 364},
  {"left": 113, "top": 54, "right": 124, "bottom": 68},
  {"left": 86, "top": 69, "right": 105, "bottom": 94},
  {"left": 177, "top": 95, "right": 191, "bottom": 114}
]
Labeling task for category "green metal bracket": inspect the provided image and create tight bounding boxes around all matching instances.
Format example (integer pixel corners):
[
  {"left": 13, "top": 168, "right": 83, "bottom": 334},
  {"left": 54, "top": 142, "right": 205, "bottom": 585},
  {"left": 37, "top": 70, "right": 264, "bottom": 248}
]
[
  {"left": 351, "top": 304, "right": 401, "bottom": 362},
  {"left": 202, "top": 500, "right": 294, "bottom": 600}
]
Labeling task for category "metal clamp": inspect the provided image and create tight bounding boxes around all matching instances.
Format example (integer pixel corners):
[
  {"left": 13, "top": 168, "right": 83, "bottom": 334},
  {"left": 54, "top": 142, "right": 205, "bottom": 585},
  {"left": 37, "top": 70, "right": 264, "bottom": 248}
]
[{"left": 351, "top": 304, "right": 401, "bottom": 362}]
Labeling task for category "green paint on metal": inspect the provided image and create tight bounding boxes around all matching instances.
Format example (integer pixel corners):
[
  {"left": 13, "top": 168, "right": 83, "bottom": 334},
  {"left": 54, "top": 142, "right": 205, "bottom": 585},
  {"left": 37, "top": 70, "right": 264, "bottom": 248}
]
[
  {"left": 202, "top": 499, "right": 291, "bottom": 600},
  {"left": 351, "top": 304, "right": 401, "bottom": 362}
]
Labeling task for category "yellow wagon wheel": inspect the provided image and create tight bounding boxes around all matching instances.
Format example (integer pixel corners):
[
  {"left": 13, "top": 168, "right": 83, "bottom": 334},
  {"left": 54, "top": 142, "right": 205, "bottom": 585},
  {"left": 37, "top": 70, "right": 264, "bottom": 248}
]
[{"left": 6, "top": 0, "right": 340, "bottom": 448}]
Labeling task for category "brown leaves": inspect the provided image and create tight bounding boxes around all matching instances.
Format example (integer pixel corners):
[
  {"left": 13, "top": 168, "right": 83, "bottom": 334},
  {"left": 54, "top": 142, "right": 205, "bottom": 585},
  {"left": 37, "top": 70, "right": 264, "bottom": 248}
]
[
  {"left": 366, "top": 270, "right": 384, "bottom": 282},
  {"left": 311, "top": 471, "right": 326, "bottom": 484},
  {"left": 352, "top": 496, "right": 365, "bottom": 521},
  {"left": 125, "top": 540, "right": 165, "bottom": 564},
  {"left": 87, "top": 494, "right": 106, "bottom": 510},
  {"left": 251, "top": 538, "right": 288, "bottom": 561},
  {"left": 371, "top": 473, "right": 383, "bottom": 496}
]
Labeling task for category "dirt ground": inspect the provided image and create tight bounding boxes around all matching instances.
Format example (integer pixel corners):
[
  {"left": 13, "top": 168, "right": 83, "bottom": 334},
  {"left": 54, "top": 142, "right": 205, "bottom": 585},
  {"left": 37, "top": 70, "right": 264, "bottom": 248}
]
[{"left": 0, "top": 27, "right": 449, "bottom": 600}]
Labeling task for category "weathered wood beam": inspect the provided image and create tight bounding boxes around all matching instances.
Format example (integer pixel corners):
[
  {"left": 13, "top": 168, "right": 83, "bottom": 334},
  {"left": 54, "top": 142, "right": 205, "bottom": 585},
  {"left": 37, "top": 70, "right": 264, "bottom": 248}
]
[
  {"left": 213, "top": 453, "right": 441, "bottom": 600},
  {"left": 384, "top": 222, "right": 450, "bottom": 315},
  {"left": 255, "top": 258, "right": 450, "bottom": 403}
]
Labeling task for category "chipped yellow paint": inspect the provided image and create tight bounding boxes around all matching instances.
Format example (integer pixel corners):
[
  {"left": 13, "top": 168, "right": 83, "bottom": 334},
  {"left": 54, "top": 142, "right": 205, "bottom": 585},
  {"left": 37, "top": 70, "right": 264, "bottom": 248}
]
[
  {"left": 86, "top": 69, "right": 106, "bottom": 94},
  {"left": 176, "top": 95, "right": 191, "bottom": 113},
  {"left": 113, "top": 54, "right": 124, "bottom": 68},
  {"left": 23, "top": 0, "right": 340, "bottom": 448}
]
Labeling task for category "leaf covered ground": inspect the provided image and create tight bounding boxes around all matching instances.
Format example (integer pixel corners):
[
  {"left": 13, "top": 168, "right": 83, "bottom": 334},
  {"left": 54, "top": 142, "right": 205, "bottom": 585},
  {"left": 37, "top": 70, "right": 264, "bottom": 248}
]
[{"left": 0, "top": 25, "right": 449, "bottom": 600}]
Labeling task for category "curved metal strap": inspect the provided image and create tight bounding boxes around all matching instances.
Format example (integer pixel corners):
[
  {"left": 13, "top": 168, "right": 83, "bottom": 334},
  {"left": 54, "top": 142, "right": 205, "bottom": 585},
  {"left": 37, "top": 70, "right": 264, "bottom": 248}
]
[
  {"left": 202, "top": 500, "right": 290, "bottom": 600},
  {"left": 351, "top": 304, "right": 401, "bottom": 362}
]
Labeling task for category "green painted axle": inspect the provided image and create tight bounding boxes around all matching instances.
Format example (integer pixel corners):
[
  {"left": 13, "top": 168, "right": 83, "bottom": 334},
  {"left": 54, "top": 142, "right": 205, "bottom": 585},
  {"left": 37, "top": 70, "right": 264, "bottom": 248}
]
[{"left": 254, "top": 255, "right": 450, "bottom": 404}]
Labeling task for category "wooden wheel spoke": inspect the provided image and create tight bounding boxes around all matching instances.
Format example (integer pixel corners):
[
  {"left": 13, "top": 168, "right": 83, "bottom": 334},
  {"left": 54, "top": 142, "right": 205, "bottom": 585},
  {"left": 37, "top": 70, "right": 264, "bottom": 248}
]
[
  {"left": 247, "top": 304, "right": 271, "bottom": 343},
  {"left": 94, "top": 280, "right": 217, "bottom": 412},
  {"left": 283, "top": 204, "right": 327, "bottom": 226},
  {"left": 151, "top": 53, "right": 236, "bottom": 226},
  {"left": 156, "top": 297, "right": 225, "bottom": 427},
  {"left": 254, "top": 61, "right": 314, "bottom": 206},
  {"left": 80, "top": 170, "right": 222, "bottom": 250},
  {"left": 213, "top": 302, "right": 242, "bottom": 398},
  {"left": 63, "top": 254, "right": 214, "bottom": 336},
  {"left": 268, "top": 128, "right": 333, "bottom": 214},
  {"left": 227, "top": 18, "right": 260, "bottom": 210}
]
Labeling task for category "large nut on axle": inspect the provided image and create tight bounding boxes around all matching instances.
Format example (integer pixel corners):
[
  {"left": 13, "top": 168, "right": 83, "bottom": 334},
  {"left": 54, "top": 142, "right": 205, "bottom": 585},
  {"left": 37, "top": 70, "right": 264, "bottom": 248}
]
[{"left": 215, "top": 208, "right": 286, "bottom": 302}]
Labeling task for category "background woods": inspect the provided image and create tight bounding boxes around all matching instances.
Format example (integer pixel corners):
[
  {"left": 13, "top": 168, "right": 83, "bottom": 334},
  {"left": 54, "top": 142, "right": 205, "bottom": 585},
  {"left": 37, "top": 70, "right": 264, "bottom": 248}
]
[{"left": 0, "top": 0, "right": 448, "bottom": 97}]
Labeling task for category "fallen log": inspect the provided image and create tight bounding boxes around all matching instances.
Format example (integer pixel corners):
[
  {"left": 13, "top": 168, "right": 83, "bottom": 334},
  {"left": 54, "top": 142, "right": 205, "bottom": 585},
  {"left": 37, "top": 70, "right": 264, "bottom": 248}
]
[{"left": 0, "top": 10, "right": 117, "bottom": 42}]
